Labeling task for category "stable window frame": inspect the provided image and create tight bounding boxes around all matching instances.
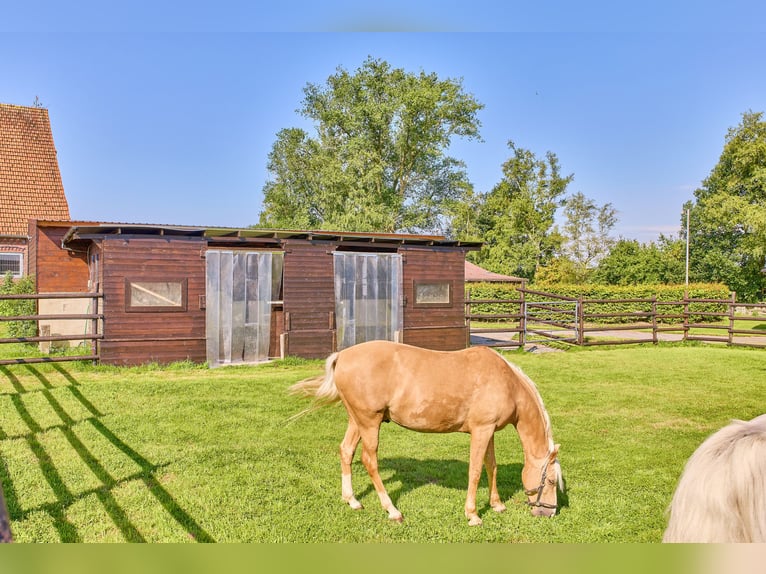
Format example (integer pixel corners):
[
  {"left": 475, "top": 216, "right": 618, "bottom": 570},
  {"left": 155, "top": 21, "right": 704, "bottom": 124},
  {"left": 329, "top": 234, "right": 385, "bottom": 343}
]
[
  {"left": 0, "top": 253, "right": 23, "bottom": 278},
  {"left": 412, "top": 280, "right": 453, "bottom": 308},
  {"left": 125, "top": 278, "right": 188, "bottom": 313}
]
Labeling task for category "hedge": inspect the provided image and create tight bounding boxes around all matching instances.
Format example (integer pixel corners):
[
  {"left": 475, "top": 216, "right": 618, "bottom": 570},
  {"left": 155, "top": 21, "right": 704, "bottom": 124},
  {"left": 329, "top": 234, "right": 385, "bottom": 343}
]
[
  {"left": 464, "top": 282, "right": 526, "bottom": 319},
  {"left": 465, "top": 282, "right": 732, "bottom": 324},
  {"left": 0, "top": 272, "right": 37, "bottom": 338}
]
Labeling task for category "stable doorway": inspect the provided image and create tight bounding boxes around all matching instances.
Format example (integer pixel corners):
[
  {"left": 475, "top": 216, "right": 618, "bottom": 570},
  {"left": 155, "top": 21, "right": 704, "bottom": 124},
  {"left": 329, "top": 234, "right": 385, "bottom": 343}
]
[
  {"left": 333, "top": 252, "right": 402, "bottom": 350},
  {"left": 206, "top": 250, "right": 284, "bottom": 367}
]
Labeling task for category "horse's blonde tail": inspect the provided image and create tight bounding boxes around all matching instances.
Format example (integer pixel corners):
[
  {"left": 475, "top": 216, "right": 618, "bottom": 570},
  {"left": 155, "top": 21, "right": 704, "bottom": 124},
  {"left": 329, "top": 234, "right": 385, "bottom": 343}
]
[{"left": 287, "top": 352, "right": 341, "bottom": 420}]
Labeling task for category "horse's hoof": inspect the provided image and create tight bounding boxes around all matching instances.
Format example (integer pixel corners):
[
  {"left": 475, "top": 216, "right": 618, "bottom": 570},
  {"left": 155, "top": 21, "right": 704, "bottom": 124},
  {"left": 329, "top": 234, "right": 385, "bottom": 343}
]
[
  {"left": 467, "top": 516, "right": 483, "bottom": 526},
  {"left": 491, "top": 503, "right": 507, "bottom": 513},
  {"left": 388, "top": 511, "right": 404, "bottom": 523}
]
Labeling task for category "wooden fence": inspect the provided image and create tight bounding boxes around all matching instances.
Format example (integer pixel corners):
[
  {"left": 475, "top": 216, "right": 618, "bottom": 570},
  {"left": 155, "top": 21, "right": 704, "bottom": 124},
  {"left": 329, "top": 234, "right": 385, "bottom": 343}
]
[
  {"left": 0, "top": 292, "right": 103, "bottom": 365},
  {"left": 466, "top": 289, "right": 766, "bottom": 349}
]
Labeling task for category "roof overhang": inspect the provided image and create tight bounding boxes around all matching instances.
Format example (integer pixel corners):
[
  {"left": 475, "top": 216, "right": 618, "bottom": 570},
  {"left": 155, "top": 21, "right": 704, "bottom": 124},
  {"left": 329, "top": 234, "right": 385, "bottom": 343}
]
[{"left": 61, "top": 223, "right": 483, "bottom": 250}]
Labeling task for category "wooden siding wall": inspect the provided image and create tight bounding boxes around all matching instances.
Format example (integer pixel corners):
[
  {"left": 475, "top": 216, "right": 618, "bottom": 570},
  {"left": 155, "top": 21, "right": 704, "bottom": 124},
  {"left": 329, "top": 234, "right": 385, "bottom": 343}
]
[
  {"left": 30, "top": 224, "right": 89, "bottom": 293},
  {"left": 280, "top": 242, "right": 469, "bottom": 358},
  {"left": 401, "top": 247, "right": 468, "bottom": 351},
  {"left": 99, "top": 237, "right": 206, "bottom": 365},
  {"left": 27, "top": 226, "right": 472, "bottom": 365},
  {"left": 282, "top": 241, "right": 336, "bottom": 359},
  {"left": 269, "top": 308, "right": 284, "bottom": 358}
]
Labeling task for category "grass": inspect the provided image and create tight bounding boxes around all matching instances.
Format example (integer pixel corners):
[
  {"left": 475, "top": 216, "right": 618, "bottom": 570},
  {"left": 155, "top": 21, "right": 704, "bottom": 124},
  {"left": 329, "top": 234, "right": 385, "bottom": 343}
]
[
  {"left": 0, "top": 323, "right": 94, "bottom": 362},
  {"left": 1, "top": 345, "right": 765, "bottom": 542}
]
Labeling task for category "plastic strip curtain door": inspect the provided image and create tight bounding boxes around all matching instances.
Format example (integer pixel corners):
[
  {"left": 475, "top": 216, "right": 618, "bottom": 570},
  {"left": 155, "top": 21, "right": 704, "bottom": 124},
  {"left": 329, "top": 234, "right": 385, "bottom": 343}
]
[
  {"left": 333, "top": 253, "right": 402, "bottom": 350},
  {"left": 206, "top": 251, "right": 283, "bottom": 366}
]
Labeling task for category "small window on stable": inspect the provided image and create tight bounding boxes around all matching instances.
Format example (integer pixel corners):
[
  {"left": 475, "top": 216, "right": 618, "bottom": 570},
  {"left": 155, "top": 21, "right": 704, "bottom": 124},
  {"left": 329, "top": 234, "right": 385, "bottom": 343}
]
[
  {"left": 413, "top": 281, "right": 452, "bottom": 307},
  {"left": 126, "top": 279, "right": 187, "bottom": 312},
  {"left": 0, "top": 253, "right": 23, "bottom": 278}
]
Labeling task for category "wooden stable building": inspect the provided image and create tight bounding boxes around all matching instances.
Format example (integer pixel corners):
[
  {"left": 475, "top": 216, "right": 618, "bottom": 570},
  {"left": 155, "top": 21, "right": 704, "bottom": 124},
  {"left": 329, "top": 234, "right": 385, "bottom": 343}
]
[{"left": 30, "top": 221, "right": 481, "bottom": 366}]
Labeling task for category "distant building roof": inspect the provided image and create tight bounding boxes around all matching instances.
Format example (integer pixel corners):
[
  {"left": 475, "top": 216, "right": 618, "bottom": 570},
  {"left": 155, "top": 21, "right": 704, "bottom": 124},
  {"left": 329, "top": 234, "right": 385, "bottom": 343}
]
[
  {"left": 0, "top": 104, "right": 70, "bottom": 236},
  {"left": 464, "top": 260, "right": 524, "bottom": 283}
]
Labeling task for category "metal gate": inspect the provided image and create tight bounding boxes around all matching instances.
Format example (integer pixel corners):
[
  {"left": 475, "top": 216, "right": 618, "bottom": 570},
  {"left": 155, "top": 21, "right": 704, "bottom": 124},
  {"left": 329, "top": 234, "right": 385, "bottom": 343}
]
[{"left": 521, "top": 289, "right": 580, "bottom": 346}]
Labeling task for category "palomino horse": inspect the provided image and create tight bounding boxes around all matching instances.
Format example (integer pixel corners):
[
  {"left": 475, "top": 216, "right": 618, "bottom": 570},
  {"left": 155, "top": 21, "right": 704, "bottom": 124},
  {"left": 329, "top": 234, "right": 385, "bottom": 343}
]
[
  {"left": 663, "top": 413, "right": 766, "bottom": 543},
  {"left": 290, "top": 340, "right": 563, "bottom": 526}
]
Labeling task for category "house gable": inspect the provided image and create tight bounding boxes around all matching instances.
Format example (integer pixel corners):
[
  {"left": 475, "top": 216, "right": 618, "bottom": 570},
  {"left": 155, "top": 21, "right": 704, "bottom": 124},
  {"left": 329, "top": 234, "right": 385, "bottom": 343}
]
[{"left": 0, "top": 103, "right": 70, "bottom": 237}]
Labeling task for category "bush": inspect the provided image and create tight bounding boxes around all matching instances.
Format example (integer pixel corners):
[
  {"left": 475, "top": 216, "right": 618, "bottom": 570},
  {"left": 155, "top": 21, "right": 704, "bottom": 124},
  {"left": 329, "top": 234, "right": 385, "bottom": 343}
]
[
  {"left": 465, "top": 281, "right": 731, "bottom": 324},
  {"left": 551, "top": 283, "right": 730, "bottom": 324},
  {"left": 0, "top": 272, "right": 37, "bottom": 338}
]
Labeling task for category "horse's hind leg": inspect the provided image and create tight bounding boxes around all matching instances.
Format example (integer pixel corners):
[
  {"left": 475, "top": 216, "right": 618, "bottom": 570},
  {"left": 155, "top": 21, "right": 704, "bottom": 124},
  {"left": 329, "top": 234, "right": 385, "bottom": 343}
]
[
  {"left": 340, "top": 417, "right": 363, "bottom": 510},
  {"left": 358, "top": 418, "right": 403, "bottom": 522}
]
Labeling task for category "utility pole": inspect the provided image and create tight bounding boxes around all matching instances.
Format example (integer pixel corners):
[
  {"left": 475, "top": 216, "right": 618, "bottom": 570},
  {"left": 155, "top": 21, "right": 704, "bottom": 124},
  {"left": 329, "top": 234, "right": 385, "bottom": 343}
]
[{"left": 685, "top": 208, "right": 690, "bottom": 287}]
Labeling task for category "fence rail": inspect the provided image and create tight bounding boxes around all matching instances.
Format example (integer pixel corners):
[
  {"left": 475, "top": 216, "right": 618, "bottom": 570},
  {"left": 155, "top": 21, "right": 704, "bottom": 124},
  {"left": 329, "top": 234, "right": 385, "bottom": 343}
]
[
  {"left": 466, "top": 289, "right": 766, "bottom": 350},
  {"left": 0, "top": 292, "right": 103, "bottom": 365}
]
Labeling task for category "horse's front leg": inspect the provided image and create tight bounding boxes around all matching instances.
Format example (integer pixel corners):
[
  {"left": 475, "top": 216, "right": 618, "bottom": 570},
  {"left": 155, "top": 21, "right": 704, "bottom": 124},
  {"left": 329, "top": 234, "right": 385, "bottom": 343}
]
[
  {"left": 484, "top": 434, "right": 506, "bottom": 513},
  {"left": 465, "top": 426, "right": 495, "bottom": 526},
  {"left": 340, "top": 417, "right": 363, "bottom": 510}
]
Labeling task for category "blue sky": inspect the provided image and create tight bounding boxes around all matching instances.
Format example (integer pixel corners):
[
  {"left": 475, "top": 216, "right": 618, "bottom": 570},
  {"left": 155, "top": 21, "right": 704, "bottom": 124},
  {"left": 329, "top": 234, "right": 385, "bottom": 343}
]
[{"left": 2, "top": 2, "right": 765, "bottom": 243}]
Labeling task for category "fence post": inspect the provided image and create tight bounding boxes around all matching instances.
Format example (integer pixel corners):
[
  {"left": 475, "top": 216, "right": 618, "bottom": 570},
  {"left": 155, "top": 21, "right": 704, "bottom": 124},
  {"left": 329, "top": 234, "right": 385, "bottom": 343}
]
[
  {"left": 91, "top": 293, "right": 100, "bottom": 365},
  {"left": 465, "top": 289, "right": 471, "bottom": 348},
  {"left": 683, "top": 289, "right": 689, "bottom": 342},
  {"left": 577, "top": 296, "right": 584, "bottom": 346},
  {"left": 0, "top": 483, "right": 11, "bottom": 543},
  {"left": 652, "top": 296, "right": 658, "bottom": 345},
  {"left": 728, "top": 291, "right": 736, "bottom": 345},
  {"left": 519, "top": 284, "right": 526, "bottom": 348}
]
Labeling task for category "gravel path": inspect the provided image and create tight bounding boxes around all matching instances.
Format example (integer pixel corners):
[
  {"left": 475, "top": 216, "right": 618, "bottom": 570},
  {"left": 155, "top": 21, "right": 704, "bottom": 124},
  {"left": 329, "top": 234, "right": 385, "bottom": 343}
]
[{"left": 470, "top": 329, "right": 766, "bottom": 352}]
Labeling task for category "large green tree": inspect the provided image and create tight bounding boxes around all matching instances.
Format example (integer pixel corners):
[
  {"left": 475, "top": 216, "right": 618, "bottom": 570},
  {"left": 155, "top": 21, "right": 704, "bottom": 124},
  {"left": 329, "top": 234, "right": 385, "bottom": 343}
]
[
  {"left": 533, "top": 192, "right": 617, "bottom": 285},
  {"left": 561, "top": 192, "right": 617, "bottom": 282},
  {"left": 257, "top": 57, "right": 483, "bottom": 234},
  {"left": 593, "top": 236, "right": 685, "bottom": 285},
  {"left": 686, "top": 111, "right": 766, "bottom": 301},
  {"left": 469, "top": 142, "right": 572, "bottom": 281}
]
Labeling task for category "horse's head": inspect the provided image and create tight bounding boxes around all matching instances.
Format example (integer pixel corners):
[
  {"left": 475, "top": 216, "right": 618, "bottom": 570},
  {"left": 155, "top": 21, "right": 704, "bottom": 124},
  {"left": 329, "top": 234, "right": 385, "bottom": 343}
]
[{"left": 523, "top": 444, "right": 563, "bottom": 517}]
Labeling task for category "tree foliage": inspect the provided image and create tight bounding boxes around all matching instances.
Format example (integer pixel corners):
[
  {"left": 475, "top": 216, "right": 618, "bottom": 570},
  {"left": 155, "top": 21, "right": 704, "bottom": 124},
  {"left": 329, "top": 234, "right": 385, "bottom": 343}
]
[
  {"left": 468, "top": 142, "right": 572, "bottom": 281},
  {"left": 534, "top": 256, "right": 579, "bottom": 285},
  {"left": 561, "top": 192, "right": 617, "bottom": 282},
  {"left": 593, "top": 236, "right": 685, "bottom": 285},
  {"left": 257, "top": 57, "right": 483, "bottom": 234},
  {"left": 687, "top": 110, "right": 766, "bottom": 301}
]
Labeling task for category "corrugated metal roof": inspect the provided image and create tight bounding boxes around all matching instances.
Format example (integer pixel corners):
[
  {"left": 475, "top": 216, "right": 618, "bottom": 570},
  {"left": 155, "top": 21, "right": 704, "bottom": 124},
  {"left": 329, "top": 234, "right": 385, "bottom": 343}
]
[{"left": 61, "top": 223, "right": 483, "bottom": 249}]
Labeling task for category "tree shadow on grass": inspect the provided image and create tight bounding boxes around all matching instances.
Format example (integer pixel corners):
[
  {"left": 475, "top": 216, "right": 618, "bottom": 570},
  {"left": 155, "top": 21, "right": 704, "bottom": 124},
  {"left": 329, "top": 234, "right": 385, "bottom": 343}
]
[{"left": 0, "top": 364, "right": 214, "bottom": 542}]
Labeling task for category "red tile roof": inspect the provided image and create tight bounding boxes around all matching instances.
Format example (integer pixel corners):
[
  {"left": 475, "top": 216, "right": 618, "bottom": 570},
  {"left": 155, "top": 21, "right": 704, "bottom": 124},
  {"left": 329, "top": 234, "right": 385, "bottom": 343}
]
[
  {"left": 0, "top": 103, "right": 70, "bottom": 235},
  {"left": 465, "top": 260, "right": 524, "bottom": 283}
]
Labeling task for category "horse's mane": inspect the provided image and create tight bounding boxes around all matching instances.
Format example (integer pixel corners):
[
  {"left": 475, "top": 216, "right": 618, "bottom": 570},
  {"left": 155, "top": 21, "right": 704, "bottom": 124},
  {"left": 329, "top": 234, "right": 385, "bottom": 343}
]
[
  {"left": 500, "top": 356, "right": 554, "bottom": 452},
  {"left": 663, "top": 413, "right": 766, "bottom": 543}
]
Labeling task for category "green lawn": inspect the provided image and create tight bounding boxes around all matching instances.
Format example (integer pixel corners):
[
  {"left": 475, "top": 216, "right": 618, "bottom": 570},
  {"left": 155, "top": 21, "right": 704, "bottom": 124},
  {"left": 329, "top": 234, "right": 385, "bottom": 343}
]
[
  {"left": 1, "top": 345, "right": 764, "bottom": 542},
  {"left": 0, "top": 323, "right": 94, "bottom": 362}
]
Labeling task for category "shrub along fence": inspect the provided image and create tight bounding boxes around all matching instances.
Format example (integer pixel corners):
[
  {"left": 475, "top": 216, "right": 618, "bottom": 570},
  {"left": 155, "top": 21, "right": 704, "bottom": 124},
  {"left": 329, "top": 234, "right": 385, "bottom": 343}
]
[{"left": 465, "top": 282, "right": 766, "bottom": 349}]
